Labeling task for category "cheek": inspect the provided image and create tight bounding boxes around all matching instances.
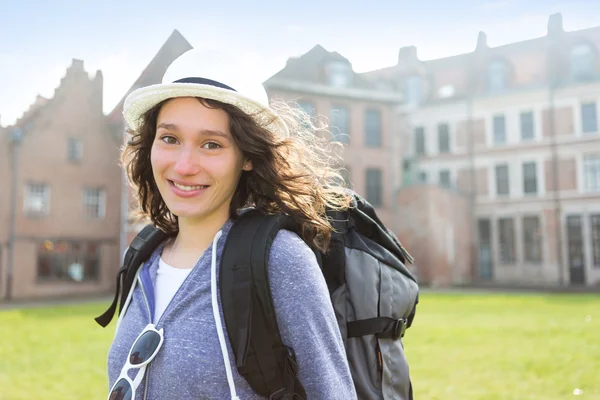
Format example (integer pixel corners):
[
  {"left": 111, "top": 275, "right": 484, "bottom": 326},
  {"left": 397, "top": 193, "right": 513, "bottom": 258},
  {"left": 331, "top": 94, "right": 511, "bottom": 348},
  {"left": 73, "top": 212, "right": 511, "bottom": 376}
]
[
  {"left": 204, "top": 152, "right": 240, "bottom": 174},
  {"left": 150, "top": 145, "right": 167, "bottom": 175},
  {"left": 222, "top": 154, "right": 245, "bottom": 181}
]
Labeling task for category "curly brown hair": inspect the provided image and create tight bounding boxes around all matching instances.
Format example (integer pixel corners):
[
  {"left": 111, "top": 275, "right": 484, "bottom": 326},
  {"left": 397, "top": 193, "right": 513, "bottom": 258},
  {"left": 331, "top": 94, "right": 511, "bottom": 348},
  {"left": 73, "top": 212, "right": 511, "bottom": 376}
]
[{"left": 121, "top": 97, "right": 351, "bottom": 252}]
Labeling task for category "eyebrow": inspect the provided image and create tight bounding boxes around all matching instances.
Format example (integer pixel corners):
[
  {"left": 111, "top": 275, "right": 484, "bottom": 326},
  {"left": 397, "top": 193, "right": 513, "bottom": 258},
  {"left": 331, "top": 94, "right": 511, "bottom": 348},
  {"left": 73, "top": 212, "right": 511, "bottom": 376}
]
[{"left": 156, "top": 122, "right": 231, "bottom": 140}]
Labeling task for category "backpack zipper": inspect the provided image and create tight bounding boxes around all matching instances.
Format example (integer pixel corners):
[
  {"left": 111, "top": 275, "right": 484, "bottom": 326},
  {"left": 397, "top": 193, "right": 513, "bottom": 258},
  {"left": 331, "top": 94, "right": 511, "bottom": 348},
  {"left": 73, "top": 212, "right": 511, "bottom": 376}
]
[{"left": 376, "top": 341, "right": 383, "bottom": 380}]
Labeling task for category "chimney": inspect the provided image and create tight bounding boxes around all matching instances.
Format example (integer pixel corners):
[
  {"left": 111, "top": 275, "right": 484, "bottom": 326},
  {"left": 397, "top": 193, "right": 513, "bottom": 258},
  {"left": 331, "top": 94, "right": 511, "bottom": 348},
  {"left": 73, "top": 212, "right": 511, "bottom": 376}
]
[
  {"left": 94, "top": 69, "right": 103, "bottom": 84},
  {"left": 398, "top": 46, "right": 418, "bottom": 65},
  {"left": 70, "top": 58, "right": 84, "bottom": 71},
  {"left": 476, "top": 31, "right": 488, "bottom": 51},
  {"left": 547, "top": 13, "right": 563, "bottom": 35},
  {"left": 93, "top": 70, "right": 104, "bottom": 112}
]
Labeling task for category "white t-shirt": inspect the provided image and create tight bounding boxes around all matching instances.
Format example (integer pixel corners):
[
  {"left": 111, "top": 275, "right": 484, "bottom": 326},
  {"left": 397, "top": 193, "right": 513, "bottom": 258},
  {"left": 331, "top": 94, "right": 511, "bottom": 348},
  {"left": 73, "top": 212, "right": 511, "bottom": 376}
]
[{"left": 154, "top": 257, "right": 194, "bottom": 322}]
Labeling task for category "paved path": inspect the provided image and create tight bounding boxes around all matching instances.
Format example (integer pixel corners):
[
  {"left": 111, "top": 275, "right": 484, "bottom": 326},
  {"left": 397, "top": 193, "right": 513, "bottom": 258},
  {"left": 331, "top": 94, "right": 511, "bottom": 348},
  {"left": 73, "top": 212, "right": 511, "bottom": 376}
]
[{"left": 0, "top": 294, "right": 113, "bottom": 310}]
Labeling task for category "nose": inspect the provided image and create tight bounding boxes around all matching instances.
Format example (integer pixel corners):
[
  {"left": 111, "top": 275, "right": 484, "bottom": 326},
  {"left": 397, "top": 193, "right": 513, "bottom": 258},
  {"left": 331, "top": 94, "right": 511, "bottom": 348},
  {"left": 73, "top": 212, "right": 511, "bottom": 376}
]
[{"left": 173, "top": 146, "right": 201, "bottom": 176}]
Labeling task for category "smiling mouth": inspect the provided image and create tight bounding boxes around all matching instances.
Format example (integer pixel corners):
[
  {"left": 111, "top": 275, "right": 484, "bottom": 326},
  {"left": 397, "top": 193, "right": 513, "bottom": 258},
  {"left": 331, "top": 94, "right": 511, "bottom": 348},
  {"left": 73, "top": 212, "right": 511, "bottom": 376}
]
[{"left": 169, "top": 180, "right": 210, "bottom": 192}]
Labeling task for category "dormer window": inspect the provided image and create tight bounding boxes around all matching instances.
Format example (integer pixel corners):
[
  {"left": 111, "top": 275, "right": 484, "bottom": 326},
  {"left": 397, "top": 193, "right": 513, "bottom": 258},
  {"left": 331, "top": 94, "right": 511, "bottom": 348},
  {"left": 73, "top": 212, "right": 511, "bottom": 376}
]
[
  {"left": 438, "top": 84, "right": 455, "bottom": 99},
  {"left": 570, "top": 43, "right": 595, "bottom": 79},
  {"left": 403, "top": 75, "right": 423, "bottom": 106},
  {"left": 488, "top": 59, "right": 509, "bottom": 92},
  {"left": 326, "top": 60, "right": 352, "bottom": 87}
]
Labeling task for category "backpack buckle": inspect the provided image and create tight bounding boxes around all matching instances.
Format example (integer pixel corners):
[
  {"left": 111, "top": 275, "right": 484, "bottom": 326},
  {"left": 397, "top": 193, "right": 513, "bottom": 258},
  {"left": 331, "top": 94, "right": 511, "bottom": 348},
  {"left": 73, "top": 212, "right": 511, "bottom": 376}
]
[{"left": 393, "top": 318, "right": 408, "bottom": 339}]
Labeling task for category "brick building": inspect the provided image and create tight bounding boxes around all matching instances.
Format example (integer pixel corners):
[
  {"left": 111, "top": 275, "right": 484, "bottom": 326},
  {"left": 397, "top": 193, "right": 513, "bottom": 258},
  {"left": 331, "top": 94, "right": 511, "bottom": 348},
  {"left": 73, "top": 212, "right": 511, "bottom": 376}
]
[
  {"left": 264, "top": 45, "right": 405, "bottom": 228},
  {"left": 263, "top": 45, "right": 473, "bottom": 286},
  {"left": 4, "top": 14, "right": 599, "bottom": 300},
  {"left": 0, "top": 60, "right": 122, "bottom": 300},
  {"left": 0, "top": 30, "right": 192, "bottom": 301},
  {"left": 365, "top": 13, "right": 600, "bottom": 286}
]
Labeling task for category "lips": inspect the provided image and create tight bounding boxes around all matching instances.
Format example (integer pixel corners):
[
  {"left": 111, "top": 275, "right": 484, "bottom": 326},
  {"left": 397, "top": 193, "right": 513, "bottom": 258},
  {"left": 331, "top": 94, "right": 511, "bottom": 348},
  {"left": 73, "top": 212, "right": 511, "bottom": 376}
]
[
  {"left": 170, "top": 180, "right": 209, "bottom": 191},
  {"left": 167, "top": 180, "right": 210, "bottom": 197}
]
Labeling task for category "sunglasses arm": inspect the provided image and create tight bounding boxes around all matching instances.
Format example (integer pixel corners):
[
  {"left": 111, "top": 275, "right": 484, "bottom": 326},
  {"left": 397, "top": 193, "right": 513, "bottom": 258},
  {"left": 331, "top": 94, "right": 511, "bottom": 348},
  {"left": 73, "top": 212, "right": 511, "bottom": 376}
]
[{"left": 132, "top": 364, "right": 148, "bottom": 390}]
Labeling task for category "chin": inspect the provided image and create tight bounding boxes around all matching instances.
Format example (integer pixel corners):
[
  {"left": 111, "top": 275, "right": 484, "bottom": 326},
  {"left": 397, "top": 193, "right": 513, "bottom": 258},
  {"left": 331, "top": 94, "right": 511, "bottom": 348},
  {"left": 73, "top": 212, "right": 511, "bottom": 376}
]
[{"left": 170, "top": 208, "right": 207, "bottom": 219}]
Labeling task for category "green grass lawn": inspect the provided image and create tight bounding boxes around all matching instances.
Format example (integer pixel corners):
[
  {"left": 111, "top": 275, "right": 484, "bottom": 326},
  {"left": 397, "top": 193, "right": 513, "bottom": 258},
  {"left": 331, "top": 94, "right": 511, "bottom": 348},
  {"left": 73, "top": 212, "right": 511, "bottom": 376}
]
[{"left": 0, "top": 292, "right": 598, "bottom": 400}]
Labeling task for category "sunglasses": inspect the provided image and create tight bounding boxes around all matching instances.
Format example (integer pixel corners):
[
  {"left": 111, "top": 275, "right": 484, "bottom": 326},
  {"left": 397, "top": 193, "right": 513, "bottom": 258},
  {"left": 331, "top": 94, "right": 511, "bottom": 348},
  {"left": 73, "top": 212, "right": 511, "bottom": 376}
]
[{"left": 108, "top": 324, "right": 164, "bottom": 400}]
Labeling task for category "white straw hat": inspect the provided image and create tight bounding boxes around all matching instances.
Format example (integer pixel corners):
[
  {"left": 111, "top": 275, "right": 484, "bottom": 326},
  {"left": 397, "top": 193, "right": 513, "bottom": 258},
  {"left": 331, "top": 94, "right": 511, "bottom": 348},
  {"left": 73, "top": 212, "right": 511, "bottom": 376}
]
[{"left": 123, "top": 48, "right": 288, "bottom": 136}]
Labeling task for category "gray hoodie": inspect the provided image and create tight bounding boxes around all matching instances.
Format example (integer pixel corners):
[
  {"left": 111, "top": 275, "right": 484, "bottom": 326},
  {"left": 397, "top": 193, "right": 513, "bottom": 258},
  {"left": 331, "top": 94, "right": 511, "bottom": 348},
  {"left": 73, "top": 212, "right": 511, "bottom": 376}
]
[{"left": 107, "top": 218, "right": 357, "bottom": 399}]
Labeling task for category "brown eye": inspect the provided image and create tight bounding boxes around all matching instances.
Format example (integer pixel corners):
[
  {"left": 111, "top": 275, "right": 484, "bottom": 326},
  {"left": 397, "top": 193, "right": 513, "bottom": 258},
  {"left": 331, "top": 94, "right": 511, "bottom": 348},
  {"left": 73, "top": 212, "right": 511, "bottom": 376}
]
[
  {"left": 202, "top": 141, "right": 221, "bottom": 150},
  {"left": 160, "top": 136, "right": 178, "bottom": 145}
]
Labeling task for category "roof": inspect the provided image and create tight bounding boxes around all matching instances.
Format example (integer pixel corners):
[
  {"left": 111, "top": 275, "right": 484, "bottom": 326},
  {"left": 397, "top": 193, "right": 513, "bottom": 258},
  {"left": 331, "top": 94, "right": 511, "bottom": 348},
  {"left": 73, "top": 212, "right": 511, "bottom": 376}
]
[
  {"left": 264, "top": 44, "right": 381, "bottom": 92},
  {"left": 106, "top": 29, "right": 193, "bottom": 123},
  {"left": 360, "top": 14, "right": 600, "bottom": 103}
]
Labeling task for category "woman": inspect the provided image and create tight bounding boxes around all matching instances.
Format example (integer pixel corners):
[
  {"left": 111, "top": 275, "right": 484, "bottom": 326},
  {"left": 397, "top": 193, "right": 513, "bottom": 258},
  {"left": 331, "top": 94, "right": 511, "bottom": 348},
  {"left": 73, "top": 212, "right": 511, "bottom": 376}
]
[{"left": 106, "top": 49, "right": 357, "bottom": 400}]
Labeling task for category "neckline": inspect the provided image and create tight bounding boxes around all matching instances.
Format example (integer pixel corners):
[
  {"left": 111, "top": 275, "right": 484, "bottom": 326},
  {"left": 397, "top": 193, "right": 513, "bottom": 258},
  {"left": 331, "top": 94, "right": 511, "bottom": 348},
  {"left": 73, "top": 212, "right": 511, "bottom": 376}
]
[{"left": 158, "top": 256, "right": 195, "bottom": 272}]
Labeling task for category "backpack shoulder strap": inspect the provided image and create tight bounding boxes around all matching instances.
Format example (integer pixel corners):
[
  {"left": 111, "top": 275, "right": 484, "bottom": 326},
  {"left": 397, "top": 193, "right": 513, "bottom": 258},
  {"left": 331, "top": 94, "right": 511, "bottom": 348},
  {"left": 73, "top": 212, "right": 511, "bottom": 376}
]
[
  {"left": 94, "top": 224, "right": 167, "bottom": 327},
  {"left": 220, "top": 209, "right": 306, "bottom": 400}
]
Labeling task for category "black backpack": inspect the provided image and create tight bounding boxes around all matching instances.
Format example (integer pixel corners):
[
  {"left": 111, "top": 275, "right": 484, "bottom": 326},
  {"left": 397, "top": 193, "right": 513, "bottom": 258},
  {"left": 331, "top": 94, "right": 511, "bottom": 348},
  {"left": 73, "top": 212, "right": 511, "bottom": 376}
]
[{"left": 96, "top": 191, "right": 419, "bottom": 400}]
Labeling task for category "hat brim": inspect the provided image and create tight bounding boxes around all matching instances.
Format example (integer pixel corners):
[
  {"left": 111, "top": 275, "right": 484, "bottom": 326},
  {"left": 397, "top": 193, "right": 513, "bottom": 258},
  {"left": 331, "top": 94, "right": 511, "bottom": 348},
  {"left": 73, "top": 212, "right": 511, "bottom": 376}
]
[{"left": 123, "top": 83, "right": 289, "bottom": 137}]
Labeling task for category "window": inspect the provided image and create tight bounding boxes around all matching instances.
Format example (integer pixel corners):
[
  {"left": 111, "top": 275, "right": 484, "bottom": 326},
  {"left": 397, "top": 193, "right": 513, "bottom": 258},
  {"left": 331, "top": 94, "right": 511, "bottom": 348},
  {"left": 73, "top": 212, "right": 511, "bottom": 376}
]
[
  {"left": 414, "top": 127, "right": 426, "bottom": 155},
  {"left": 365, "top": 168, "right": 382, "bottom": 207},
  {"left": 584, "top": 154, "right": 600, "bottom": 192},
  {"left": 523, "top": 162, "right": 538, "bottom": 195},
  {"left": 438, "top": 84, "right": 455, "bottom": 99},
  {"left": 364, "top": 109, "right": 381, "bottom": 147},
  {"left": 523, "top": 216, "right": 542, "bottom": 263},
  {"left": 493, "top": 115, "right": 506, "bottom": 144},
  {"left": 419, "top": 171, "right": 428, "bottom": 183},
  {"left": 402, "top": 159, "right": 422, "bottom": 187},
  {"left": 582, "top": 102, "right": 598, "bottom": 134},
  {"left": 330, "top": 105, "right": 350, "bottom": 144},
  {"left": 297, "top": 101, "right": 314, "bottom": 117},
  {"left": 326, "top": 61, "right": 352, "bottom": 87},
  {"left": 498, "top": 218, "right": 516, "bottom": 264},
  {"left": 83, "top": 188, "right": 106, "bottom": 219},
  {"left": 488, "top": 60, "right": 508, "bottom": 92},
  {"left": 68, "top": 138, "right": 82, "bottom": 162},
  {"left": 591, "top": 214, "right": 600, "bottom": 268},
  {"left": 570, "top": 43, "right": 595, "bottom": 79},
  {"left": 297, "top": 101, "right": 314, "bottom": 129},
  {"left": 404, "top": 75, "right": 423, "bottom": 106},
  {"left": 520, "top": 111, "right": 535, "bottom": 140},
  {"left": 438, "top": 123, "right": 450, "bottom": 153},
  {"left": 24, "top": 183, "right": 50, "bottom": 216},
  {"left": 439, "top": 170, "right": 451, "bottom": 189},
  {"left": 477, "top": 218, "right": 493, "bottom": 280},
  {"left": 495, "top": 164, "right": 510, "bottom": 196},
  {"left": 340, "top": 167, "right": 351, "bottom": 187},
  {"left": 37, "top": 240, "right": 100, "bottom": 282}
]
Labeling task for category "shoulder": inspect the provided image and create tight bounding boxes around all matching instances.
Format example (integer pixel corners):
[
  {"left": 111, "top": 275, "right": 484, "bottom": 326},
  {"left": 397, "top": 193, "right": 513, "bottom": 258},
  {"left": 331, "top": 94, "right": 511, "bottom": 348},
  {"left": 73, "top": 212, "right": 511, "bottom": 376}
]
[
  {"left": 266, "top": 229, "right": 328, "bottom": 300},
  {"left": 269, "top": 229, "right": 319, "bottom": 272}
]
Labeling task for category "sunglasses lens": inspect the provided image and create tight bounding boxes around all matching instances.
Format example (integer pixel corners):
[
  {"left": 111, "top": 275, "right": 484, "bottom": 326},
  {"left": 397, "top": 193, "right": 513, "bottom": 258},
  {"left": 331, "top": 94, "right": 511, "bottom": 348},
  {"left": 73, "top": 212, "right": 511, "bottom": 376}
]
[
  {"left": 109, "top": 377, "right": 133, "bottom": 400},
  {"left": 129, "top": 330, "right": 161, "bottom": 366}
]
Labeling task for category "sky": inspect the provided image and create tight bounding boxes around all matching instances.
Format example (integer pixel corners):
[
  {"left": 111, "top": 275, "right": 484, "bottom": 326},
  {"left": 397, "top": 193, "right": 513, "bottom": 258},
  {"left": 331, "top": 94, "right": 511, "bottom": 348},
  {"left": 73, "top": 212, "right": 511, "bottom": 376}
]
[{"left": 1, "top": 0, "right": 599, "bottom": 126}]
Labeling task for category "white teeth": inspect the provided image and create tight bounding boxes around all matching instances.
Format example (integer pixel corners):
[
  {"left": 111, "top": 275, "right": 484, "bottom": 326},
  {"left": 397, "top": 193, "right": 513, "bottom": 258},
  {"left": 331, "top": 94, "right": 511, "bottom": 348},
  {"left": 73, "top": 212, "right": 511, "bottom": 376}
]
[{"left": 172, "top": 182, "right": 207, "bottom": 191}]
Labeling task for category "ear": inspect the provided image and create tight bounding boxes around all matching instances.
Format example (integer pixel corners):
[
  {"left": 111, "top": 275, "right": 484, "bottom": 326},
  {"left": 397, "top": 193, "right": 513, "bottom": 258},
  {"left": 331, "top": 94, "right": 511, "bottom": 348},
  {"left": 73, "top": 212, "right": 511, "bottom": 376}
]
[{"left": 242, "top": 159, "right": 253, "bottom": 171}]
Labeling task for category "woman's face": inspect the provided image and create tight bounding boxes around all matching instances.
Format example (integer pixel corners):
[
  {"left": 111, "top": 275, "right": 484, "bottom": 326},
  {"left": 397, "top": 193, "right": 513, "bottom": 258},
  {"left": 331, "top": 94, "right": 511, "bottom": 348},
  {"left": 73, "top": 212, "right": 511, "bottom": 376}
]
[{"left": 150, "top": 97, "right": 252, "bottom": 225}]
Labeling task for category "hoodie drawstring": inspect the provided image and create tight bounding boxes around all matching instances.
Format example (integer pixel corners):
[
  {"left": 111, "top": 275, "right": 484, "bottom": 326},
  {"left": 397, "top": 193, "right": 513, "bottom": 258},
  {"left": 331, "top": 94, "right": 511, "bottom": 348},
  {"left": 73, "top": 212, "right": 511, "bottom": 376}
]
[{"left": 210, "top": 230, "right": 240, "bottom": 400}]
